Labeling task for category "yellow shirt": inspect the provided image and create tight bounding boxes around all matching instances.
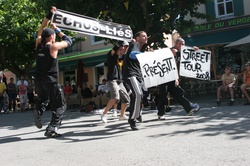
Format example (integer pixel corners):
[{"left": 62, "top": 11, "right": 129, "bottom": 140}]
[
  {"left": 0, "top": 82, "right": 6, "bottom": 94},
  {"left": 221, "top": 73, "right": 235, "bottom": 85},
  {"left": 244, "top": 70, "right": 250, "bottom": 84}
]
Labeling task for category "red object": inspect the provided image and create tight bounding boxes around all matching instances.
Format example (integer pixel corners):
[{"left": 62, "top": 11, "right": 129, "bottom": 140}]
[
  {"left": 77, "top": 59, "right": 86, "bottom": 87},
  {"left": 64, "top": 85, "right": 72, "bottom": 95}
]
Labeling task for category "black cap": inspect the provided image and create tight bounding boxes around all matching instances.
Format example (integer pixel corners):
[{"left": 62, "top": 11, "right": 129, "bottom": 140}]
[
  {"left": 42, "top": 28, "right": 55, "bottom": 38},
  {"left": 116, "top": 40, "right": 129, "bottom": 47}
]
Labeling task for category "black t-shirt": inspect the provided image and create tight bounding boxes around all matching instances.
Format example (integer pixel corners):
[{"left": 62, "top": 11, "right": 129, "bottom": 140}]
[
  {"left": 106, "top": 49, "right": 123, "bottom": 81},
  {"left": 7, "top": 83, "right": 17, "bottom": 94},
  {"left": 35, "top": 44, "right": 58, "bottom": 83},
  {"left": 122, "top": 42, "right": 142, "bottom": 81},
  {"left": 81, "top": 88, "right": 93, "bottom": 98}
]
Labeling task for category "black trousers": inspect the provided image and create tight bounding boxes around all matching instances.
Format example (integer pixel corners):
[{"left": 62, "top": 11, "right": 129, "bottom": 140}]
[
  {"left": 35, "top": 81, "right": 66, "bottom": 131},
  {"left": 157, "top": 81, "right": 192, "bottom": 116},
  {"left": 8, "top": 93, "right": 16, "bottom": 111}
]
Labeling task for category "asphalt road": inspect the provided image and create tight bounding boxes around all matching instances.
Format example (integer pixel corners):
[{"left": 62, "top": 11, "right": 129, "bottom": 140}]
[{"left": 1, "top": 97, "right": 250, "bottom": 166}]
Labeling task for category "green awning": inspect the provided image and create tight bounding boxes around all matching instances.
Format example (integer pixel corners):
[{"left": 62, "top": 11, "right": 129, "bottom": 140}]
[
  {"left": 184, "top": 27, "right": 250, "bottom": 46},
  {"left": 59, "top": 54, "right": 106, "bottom": 70}
]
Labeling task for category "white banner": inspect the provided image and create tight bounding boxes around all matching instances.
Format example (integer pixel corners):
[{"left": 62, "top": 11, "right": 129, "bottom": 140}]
[
  {"left": 52, "top": 9, "right": 133, "bottom": 41},
  {"left": 136, "top": 48, "right": 179, "bottom": 88},
  {"left": 180, "top": 46, "right": 211, "bottom": 80}
]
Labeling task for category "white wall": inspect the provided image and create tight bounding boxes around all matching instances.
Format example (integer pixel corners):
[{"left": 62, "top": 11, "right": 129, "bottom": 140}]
[
  {"left": 76, "top": 34, "right": 113, "bottom": 53},
  {"left": 244, "top": 0, "right": 250, "bottom": 15},
  {"left": 184, "top": 4, "right": 207, "bottom": 24}
]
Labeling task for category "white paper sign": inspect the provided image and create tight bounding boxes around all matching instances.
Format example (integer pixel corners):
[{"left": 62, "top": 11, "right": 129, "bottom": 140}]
[
  {"left": 180, "top": 46, "right": 211, "bottom": 80},
  {"left": 136, "top": 48, "right": 179, "bottom": 88}
]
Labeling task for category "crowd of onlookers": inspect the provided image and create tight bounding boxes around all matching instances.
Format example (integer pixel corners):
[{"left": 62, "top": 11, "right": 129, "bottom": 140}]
[
  {"left": 64, "top": 78, "right": 111, "bottom": 108},
  {"left": 216, "top": 61, "right": 250, "bottom": 106},
  {"left": 1, "top": 61, "right": 249, "bottom": 115},
  {"left": 0, "top": 74, "right": 35, "bottom": 114}
]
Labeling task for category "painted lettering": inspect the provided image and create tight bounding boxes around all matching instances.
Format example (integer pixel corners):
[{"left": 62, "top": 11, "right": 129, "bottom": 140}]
[
  {"left": 181, "top": 61, "right": 202, "bottom": 72},
  {"left": 142, "top": 57, "right": 175, "bottom": 78},
  {"left": 196, "top": 72, "right": 210, "bottom": 80},
  {"left": 182, "top": 49, "right": 209, "bottom": 63}
]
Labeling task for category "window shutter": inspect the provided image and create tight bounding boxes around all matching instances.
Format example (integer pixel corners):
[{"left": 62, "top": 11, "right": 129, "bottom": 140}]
[
  {"left": 233, "top": 0, "right": 244, "bottom": 16},
  {"left": 206, "top": 0, "right": 216, "bottom": 20}
]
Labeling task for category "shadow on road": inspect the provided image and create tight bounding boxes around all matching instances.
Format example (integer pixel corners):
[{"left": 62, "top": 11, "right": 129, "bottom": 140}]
[{"left": 1, "top": 101, "right": 250, "bottom": 145}]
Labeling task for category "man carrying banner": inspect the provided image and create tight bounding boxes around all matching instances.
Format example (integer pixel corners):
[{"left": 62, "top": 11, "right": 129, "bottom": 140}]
[
  {"left": 33, "top": 6, "right": 72, "bottom": 138},
  {"left": 100, "top": 40, "right": 130, "bottom": 123},
  {"left": 123, "top": 31, "right": 148, "bottom": 130},
  {"left": 157, "top": 37, "right": 200, "bottom": 119}
]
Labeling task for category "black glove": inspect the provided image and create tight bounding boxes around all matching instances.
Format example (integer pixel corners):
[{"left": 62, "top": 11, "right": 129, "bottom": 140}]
[{"left": 46, "top": 7, "right": 53, "bottom": 20}]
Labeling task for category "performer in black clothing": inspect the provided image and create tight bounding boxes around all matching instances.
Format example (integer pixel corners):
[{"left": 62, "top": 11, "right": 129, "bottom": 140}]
[
  {"left": 157, "top": 37, "right": 200, "bottom": 120},
  {"left": 123, "top": 31, "right": 148, "bottom": 130},
  {"left": 100, "top": 40, "right": 130, "bottom": 123},
  {"left": 33, "top": 6, "right": 72, "bottom": 138}
]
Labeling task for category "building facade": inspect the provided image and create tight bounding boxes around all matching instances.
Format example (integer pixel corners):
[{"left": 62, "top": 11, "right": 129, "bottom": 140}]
[
  {"left": 41, "top": 0, "right": 250, "bottom": 88},
  {"left": 182, "top": 0, "right": 250, "bottom": 77},
  {"left": 57, "top": 35, "right": 113, "bottom": 89}
]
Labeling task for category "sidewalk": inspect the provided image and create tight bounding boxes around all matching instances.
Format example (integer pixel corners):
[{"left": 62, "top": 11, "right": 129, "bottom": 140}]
[{"left": 0, "top": 97, "right": 250, "bottom": 166}]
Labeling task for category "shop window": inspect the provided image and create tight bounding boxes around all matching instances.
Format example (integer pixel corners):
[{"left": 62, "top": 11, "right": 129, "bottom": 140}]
[
  {"left": 91, "top": 36, "right": 104, "bottom": 45},
  {"left": 215, "top": 46, "right": 242, "bottom": 75},
  {"left": 64, "top": 70, "right": 76, "bottom": 85},
  {"left": 215, "top": 0, "right": 234, "bottom": 18}
]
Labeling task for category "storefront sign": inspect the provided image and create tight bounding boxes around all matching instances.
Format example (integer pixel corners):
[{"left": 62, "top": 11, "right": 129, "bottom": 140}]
[
  {"left": 52, "top": 9, "right": 133, "bottom": 41},
  {"left": 183, "top": 15, "right": 250, "bottom": 34}
]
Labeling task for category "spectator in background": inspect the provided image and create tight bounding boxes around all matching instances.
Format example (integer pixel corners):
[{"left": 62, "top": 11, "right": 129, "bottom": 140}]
[
  {"left": 27, "top": 79, "right": 35, "bottom": 110},
  {"left": 240, "top": 62, "right": 250, "bottom": 105},
  {"left": 17, "top": 75, "right": 28, "bottom": 86},
  {"left": 0, "top": 74, "right": 8, "bottom": 114},
  {"left": 81, "top": 83, "right": 93, "bottom": 99},
  {"left": 17, "top": 75, "right": 28, "bottom": 110},
  {"left": 98, "top": 79, "right": 110, "bottom": 96},
  {"left": 89, "top": 84, "right": 98, "bottom": 97},
  {"left": 63, "top": 81, "right": 72, "bottom": 106},
  {"left": 217, "top": 66, "right": 236, "bottom": 106},
  {"left": 7, "top": 77, "right": 17, "bottom": 112},
  {"left": 18, "top": 79, "right": 28, "bottom": 112},
  {"left": 71, "top": 80, "right": 78, "bottom": 93}
]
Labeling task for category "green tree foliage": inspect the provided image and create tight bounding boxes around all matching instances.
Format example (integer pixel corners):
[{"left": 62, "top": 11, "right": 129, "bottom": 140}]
[
  {"left": 0, "top": 0, "right": 44, "bottom": 77},
  {"left": 0, "top": 0, "right": 207, "bottom": 77},
  {"left": 44, "top": 0, "right": 207, "bottom": 48}
]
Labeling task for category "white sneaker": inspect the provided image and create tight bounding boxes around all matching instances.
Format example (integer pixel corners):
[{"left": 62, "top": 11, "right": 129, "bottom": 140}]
[
  {"left": 101, "top": 114, "right": 108, "bottom": 123},
  {"left": 158, "top": 115, "right": 166, "bottom": 120},
  {"left": 112, "top": 110, "right": 118, "bottom": 117},
  {"left": 98, "top": 109, "right": 104, "bottom": 114},
  {"left": 119, "top": 115, "right": 129, "bottom": 120}
]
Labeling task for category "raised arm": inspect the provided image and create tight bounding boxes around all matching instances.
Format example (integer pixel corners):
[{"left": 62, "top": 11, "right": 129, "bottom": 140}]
[
  {"left": 36, "top": 6, "right": 56, "bottom": 47},
  {"left": 49, "top": 23, "right": 72, "bottom": 58}
]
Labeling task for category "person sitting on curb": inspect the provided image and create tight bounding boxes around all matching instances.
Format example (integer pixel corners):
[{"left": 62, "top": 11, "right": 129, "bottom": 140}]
[
  {"left": 216, "top": 66, "right": 236, "bottom": 106},
  {"left": 240, "top": 62, "right": 250, "bottom": 105},
  {"left": 98, "top": 79, "right": 110, "bottom": 97}
]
